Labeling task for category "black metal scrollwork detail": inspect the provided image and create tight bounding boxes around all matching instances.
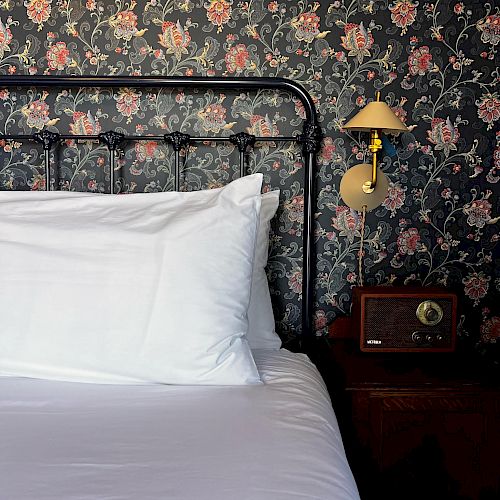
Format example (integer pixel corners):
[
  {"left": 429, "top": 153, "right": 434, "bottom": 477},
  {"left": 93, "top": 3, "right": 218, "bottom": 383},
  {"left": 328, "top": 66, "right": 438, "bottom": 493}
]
[
  {"left": 98, "top": 130, "right": 125, "bottom": 151},
  {"left": 164, "top": 131, "right": 191, "bottom": 152},
  {"left": 229, "top": 132, "right": 256, "bottom": 153},
  {"left": 33, "top": 130, "right": 61, "bottom": 150},
  {"left": 298, "top": 121, "right": 322, "bottom": 154}
]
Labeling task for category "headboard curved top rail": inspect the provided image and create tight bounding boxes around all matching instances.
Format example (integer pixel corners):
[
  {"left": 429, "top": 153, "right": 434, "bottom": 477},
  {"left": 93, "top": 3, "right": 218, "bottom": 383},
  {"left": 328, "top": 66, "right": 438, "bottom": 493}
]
[{"left": 0, "top": 75, "right": 321, "bottom": 341}]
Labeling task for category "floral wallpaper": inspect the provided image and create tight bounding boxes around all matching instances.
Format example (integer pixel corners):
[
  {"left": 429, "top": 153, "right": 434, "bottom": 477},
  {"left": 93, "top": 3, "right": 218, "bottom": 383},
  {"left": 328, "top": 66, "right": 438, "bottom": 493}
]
[{"left": 0, "top": 0, "right": 498, "bottom": 361}]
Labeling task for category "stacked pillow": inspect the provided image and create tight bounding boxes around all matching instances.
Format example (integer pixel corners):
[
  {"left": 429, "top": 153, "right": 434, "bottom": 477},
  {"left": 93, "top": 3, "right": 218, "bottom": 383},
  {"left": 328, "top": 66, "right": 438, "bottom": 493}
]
[{"left": 0, "top": 174, "right": 281, "bottom": 385}]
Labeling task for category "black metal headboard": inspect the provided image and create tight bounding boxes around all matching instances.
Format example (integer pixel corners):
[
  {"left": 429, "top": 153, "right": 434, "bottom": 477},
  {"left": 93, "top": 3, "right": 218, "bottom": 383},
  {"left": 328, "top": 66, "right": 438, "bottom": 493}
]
[{"left": 0, "top": 76, "right": 322, "bottom": 339}]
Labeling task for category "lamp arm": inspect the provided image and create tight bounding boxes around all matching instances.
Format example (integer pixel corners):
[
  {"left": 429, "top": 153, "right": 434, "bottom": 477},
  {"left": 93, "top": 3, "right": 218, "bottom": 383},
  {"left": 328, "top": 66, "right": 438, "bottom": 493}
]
[{"left": 363, "top": 129, "right": 382, "bottom": 194}]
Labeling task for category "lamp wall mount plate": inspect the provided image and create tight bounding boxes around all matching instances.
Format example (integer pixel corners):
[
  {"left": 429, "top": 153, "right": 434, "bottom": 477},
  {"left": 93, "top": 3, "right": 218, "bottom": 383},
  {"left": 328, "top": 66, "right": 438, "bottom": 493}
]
[{"left": 340, "top": 163, "right": 388, "bottom": 212}]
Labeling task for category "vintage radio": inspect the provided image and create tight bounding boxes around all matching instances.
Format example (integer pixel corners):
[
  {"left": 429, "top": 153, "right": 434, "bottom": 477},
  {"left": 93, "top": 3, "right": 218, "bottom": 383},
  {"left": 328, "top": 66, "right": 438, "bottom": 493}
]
[{"left": 351, "top": 286, "right": 457, "bottom": 352}]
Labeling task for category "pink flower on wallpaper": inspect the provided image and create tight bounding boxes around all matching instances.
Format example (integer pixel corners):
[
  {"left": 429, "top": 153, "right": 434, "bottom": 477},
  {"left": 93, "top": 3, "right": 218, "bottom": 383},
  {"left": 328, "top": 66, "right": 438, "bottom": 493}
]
[
  {"left": 408, "top": 46, "right": 433, "bottom": 76},
  {"left": 389, "top": 0, "right": 418, "bottom": 35},
  {"left": 284, "top": 195, "right": 304, "bottom": 225},
  {"left": 382, "top": 182, "right": 407, "bottom": 216},
  {"left": 110, "top": 10, "right": 138, "bottom": 41},
  {"left": 318, "top": 136, "right": 336, "bottom": 165},
  {"left": 197, "top": 103, "right": 227, "bottom": 133},
  {"left": 476, "top": 93, "right": 500, "bottom": 130},
  {"left": 135, "top": 141, "right": 159, "bottom": 162},
  {"left": 225, "top": 44, "right": 250, "bottom": 73},
  {"left": 115, "top": 88, "right": 141, "bottom": 119},
  {"left": 463, "top": 272, "right": 490, "bottom": 306},
  {"left": 397, "top": 227, "right": 421, "bottom": 255},
  {"left": 158, "top": 21, "right": 191, "bottom": 61},
  {"left": 288, "top": 268, "right": 302, "bottom": 295},
  {"left": 314, "top": 309, "right": 328, "bottom": 331},
  {"left": 24, "top": 0, "right": 51, "bottom": 30},
  {"left": 247, "top": 114, "right": 277, "bottom": 137},
  {"left": 24, "top": 99, "right": 49, "bottom": 130},
  {"left": 69, "top": 111, "right": 101, "bottom": 136},
  {"left": 480, "top": 316, "right": 500, "bottom": 343},
  {"left": 463, "top": 198, "right": 492, "bottom": 228},
  {"left": 205, "top": 0, "right": 232, "bottom": 33},
  {"left": 291, "top": 11, "right": 321, "bottom": 43},
  {"left": 0, "top": 19, "right": 12, "bottom": 59},
  {"left": 476, "top": 13, "right": 500, "bottom": 47},
  {"left": 427, "top": 117, "right": 460, "bottom": 156},
  {"left": 46, "top": 42, "right": 71, "bottom": 71},
  {"left": 341, "top": 23, "right": 374, "bottom": 63},
  {"left": 331, "top": 205, "right": 360, "bottom": 242}
]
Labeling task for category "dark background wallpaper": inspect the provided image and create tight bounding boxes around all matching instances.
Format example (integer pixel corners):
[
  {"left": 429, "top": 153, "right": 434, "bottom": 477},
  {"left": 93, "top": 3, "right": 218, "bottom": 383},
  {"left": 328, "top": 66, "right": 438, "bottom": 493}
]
[{"left": 0, "top": 0, "right": 498, "bottom": 361}]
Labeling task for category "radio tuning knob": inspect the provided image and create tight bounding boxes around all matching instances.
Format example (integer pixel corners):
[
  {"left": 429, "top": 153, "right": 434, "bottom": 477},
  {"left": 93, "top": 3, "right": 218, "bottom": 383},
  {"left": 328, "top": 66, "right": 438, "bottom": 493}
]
[
  {"left": 436, "top": 335, "right": 443, "bottom": 342},
  {"left": 416, "top": 301, "right": 444, "bottom": 326},
  {"left": 426, "top": 334, "right": 434, "bottom": 343}
]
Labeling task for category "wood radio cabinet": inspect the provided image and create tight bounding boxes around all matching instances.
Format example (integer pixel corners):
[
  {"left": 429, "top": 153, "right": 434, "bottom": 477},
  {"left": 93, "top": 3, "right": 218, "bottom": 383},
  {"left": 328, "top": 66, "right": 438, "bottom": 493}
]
[{"left": 308, "top": 339, "right": 500, "bottom": 500}]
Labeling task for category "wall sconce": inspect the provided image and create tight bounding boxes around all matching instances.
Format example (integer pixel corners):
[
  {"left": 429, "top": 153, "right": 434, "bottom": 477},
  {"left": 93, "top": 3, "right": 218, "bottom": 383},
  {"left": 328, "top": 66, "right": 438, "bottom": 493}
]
[{"left": 340, "top": 92, "right": 408, "bottom": 211}]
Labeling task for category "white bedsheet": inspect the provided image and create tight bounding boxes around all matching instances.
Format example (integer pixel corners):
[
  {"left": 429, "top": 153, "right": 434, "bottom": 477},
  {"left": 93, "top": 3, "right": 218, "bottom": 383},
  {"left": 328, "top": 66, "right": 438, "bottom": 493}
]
[{"left": 0, "top": 349, "right": 359, "bottom": 500}]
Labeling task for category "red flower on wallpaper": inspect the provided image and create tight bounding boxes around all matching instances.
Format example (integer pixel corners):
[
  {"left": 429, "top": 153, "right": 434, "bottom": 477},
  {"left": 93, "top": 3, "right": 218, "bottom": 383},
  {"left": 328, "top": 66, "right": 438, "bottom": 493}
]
[
  {"left": 0, "top": 19, "right": 12, "bottom": 59},
  {"left": 197, "top": 103, "right": 228, "bottom": 133},
  {"left": 247, "top": 114, "right": 277, "bottom": 137},
  {"left": 291, "top": 11, "right": 322, "bottom": 43},
  {"left": 480, "top": 316, "right": 500, "bottom": 343},
  {"left": 314, "top": 309, "right": 328, "bottom": 331},
  {"left": 341, "top": 23, "right": 374, "bottom": 63},
  {"left": 318, "top": 136, "right": 336, "bottom": 165},
  {"left": 427, "top": 117, "right": 460, "bottom": 156},
  {"left": 284, "top": 195, "right": 304, "bottom": 225},
  {"left": 288, "top": 268, "right": 302, "bottom": 295},
  {"left": 476, "top": 93, "right": 500, "bottom": 130},
  {"left": 110, "top": 10, "right": 138, "bottom": 41},
  {"left": 389, "top": 0, "right": 418, "bottom": 35},
  {"left": 408, "top": 46, "right": 434, "bottom": 76},
  {"left": 397, "top": 227, "right": 421, "bottom": 255},
  {"left": 158, "top": 21, "right": 191, "bottom": 61},
  {"left": 331, "top": 205, "right": 360, "bottom": 242},
  {"left": 115, "top": 88, "right": 141, "bottom": 120},
  {"left": 476, "top": 13, "right": 500, "bottom": 47},
  {"left": 135, "top": 141, "right": 159, "bottom": 162},
  {"left": 46, "top": 42, "right": 71, "bottom": 71},
  {"left": 23, "top": 99, "right": 50, "bottom": 130},
  {"left": 225, "top": 44, "right": 250, "bottom": 73},
  {"left": 69, "top": 111, "right": 101, "bottom": 136},
  {"left": 205, "top": 0, "right": 232, "bottom": 33},
  {"left": 24, "top": 0, "right": 51, "bottom": 30},
  {"left": 463, "top": 272, "right": 490, "bottom": 306},
  {"left": 383, "top": 182, "right": 407, "bottom": 216},
  {"left": 463, "top": 198, "right": 492, "bottom": 228}
]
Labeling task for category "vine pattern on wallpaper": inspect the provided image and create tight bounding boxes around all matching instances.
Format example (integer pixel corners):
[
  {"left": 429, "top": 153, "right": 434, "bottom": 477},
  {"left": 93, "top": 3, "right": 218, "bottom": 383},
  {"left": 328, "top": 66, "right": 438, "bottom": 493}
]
[{"left": 0, "top": 0, "right": 498, "bottom": 357}]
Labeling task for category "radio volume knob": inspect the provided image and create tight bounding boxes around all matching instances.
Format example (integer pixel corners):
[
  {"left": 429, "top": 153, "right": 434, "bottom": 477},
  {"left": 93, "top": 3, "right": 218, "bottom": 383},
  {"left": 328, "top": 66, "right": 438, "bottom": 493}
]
[{"left": 412, "top": 332, "right": 423, "bottom": 344}]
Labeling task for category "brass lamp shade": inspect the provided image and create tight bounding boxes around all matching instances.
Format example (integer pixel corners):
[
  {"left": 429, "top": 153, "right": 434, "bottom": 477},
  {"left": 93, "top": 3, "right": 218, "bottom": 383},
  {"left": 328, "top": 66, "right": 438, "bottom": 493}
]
[
  {"left": 343, "top": 101, "right": 408, "bottom": 134},
  {"left": 340, "top": 163, "right": 388, "bottom": 212}
]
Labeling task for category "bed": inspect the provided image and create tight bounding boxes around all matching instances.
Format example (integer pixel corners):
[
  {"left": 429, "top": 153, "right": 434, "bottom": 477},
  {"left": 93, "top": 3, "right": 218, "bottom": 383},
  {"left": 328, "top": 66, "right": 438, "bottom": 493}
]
[{"left": 0, "top": 76, "right": 359, "bottom": 499}]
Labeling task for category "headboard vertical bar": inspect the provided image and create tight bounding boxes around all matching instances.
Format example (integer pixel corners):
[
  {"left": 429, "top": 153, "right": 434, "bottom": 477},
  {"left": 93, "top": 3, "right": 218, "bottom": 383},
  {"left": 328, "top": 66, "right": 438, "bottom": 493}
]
[
  {"left": 43, "top": 149, "right": 51, "bottom": 191},
  {"left": 174, "top": 149, "right": 180, "bottom": 191},
  {"left": 299, "top": 123, "right": 322, "bottom": 339},
  {"left": 239, "top": 151, "right": 245, "bottom": 178}
]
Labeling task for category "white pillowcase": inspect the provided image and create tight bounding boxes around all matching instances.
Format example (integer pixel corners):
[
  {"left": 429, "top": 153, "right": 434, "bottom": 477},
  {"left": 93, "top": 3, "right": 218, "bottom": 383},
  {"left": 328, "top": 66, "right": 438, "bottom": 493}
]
[
  {"left": 0, "top": 174, "right": 263, "bottom": 385},
  {"left": 247, "top": 191, "right": 282, "bottom": 350},
  {"left": 2, "top": 188, "right": 283, "bottom": 351}
]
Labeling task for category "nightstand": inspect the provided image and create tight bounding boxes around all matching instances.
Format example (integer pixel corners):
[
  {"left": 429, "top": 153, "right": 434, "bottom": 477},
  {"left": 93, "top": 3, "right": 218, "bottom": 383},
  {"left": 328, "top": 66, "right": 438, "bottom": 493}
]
[{"left": 307, "top": 337, "right": 500, "bottom": 500}]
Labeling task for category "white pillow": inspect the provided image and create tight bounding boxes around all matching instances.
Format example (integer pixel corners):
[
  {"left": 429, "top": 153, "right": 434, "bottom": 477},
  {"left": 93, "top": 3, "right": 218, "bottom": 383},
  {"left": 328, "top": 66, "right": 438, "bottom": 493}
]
[
  {"left": 0, "top": 174, "right": 263, "bottom": 385},
  {"left": 247, "top": 190, "right": 282, "bottom": 350},
  {"left": 2, "top": 188, "right": 283, "bottom": 350}
]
